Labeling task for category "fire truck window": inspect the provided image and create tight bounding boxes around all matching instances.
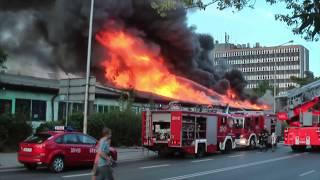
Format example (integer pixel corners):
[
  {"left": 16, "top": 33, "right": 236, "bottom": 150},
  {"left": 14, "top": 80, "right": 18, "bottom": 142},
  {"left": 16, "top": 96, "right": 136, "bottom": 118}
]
[
  {"left": 227, "top": 117, "right": 234, "bottom": 128},
  {"left": 152, "top": 122, "right": 170, "bottom": 141},
  {"left": 244, "top": 118, "right": 251, "bottom": 129},
  {"left": 233, "top": 119, "right": 243, "bottom": 129},
  {"left": 222, "top": 117, "right": 226, "bottom": 125},
  {"left": 255, "top": 117, "right": 259, "bottom": 126}
]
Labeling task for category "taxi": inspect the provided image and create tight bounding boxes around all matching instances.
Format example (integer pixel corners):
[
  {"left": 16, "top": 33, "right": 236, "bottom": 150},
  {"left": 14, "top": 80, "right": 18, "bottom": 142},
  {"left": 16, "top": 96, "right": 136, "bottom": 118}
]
[{"left": 18, "top": 128, "right": 117, "bottom": 173}]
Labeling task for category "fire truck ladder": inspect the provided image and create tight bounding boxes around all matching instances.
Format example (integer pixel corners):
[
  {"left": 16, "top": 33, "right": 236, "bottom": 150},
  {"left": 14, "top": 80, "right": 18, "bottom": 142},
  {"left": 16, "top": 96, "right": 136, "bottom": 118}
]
[{"left": 287, "top": 79, "right": 320, "bottom": 110}]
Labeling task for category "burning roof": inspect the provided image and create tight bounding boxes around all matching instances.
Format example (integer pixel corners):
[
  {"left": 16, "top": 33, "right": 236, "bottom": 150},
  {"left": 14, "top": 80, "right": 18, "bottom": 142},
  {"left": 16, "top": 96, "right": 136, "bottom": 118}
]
[{"left": 0, "top": 0, "right": 269, "bottom": 110}]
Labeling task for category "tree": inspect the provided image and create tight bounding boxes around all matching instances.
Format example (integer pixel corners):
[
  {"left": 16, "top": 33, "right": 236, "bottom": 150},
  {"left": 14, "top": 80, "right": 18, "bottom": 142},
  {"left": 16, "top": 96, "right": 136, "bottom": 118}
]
[
  {"left": 151, "top": 0, "right": 320, "bottom": 40},
  {"left": 253, "top": 81, "right": 273, "bottom": 97},
  {"left": 290, "top": 71, "right": 320, "bottom": 87},
  {"left": 0, "top": 49, "right": 7, "bottom": 69}
]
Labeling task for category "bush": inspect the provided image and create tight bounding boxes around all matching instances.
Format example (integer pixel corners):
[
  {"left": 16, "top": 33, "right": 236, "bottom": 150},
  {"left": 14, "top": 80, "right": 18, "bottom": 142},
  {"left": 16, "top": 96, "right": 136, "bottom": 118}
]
[
  {"left": 36, "top": 121, "right": 64, "bottom": 133},
  {"left": 64, "top": 112, "right": 83, "bottom": 131},
  {"left": 0, "top": 113, "right": 32, "bottom": 152},
  {"left": 88, "top": 110, "right": 141, "bottom": 147}
]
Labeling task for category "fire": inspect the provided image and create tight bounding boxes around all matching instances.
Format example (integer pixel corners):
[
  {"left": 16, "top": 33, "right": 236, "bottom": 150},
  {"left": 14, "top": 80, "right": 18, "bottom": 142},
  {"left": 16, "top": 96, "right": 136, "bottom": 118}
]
[{"left": 96, "top": 29, "right": 269, "bottom": 110}]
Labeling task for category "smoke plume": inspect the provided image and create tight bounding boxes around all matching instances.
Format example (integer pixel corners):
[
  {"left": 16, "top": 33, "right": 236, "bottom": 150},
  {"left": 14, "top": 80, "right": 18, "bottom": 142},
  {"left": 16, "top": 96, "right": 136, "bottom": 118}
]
[{"left": 0, "top": 0, "right": 251, "bottom": 100}]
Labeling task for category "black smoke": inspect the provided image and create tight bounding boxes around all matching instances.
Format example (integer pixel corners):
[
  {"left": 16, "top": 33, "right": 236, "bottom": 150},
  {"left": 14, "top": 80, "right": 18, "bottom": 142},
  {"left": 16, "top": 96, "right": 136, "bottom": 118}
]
[{"left": 0, "top": 0, "right": 250, "bottom": 100}]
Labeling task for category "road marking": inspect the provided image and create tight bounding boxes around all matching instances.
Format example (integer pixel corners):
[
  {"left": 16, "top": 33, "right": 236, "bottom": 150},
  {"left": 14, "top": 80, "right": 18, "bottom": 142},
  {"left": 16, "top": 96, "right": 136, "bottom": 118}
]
[
  {"left": 299, "top": 170, "right": 315, "bottom": 177},
  {"left": 62, "top": 173, "right": 92, "bottom": 178},
  {"left": 228, "top": 154, "right": 244, "bottom": 158},
  {"left": 161, "top": 154, "right": 301, "bottom": 180},
  {"left": 0, "top": 168, "right": 25, "bottom": 173},
  {"left": 191, "top": 159, "right": 213, "bottom": 163},
  {"left": 140, "top": 164, "right": 170, "bottom": 169}
]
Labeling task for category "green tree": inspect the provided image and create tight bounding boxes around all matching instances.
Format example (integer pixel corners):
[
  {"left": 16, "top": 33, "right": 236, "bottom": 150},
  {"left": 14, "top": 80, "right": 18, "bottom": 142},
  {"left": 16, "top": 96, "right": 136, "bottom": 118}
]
[
  {"left": 290, "top": 71, "right": 320, "bottom": 87},
  {"left": 0, "top": 49, "right": 7, "bottom": 69},
  {"left": 253, "top": 81, "right": 273, "bottom": 97},
  {"left": 151, "top": 0, "right": 320, "bottom": 40}
]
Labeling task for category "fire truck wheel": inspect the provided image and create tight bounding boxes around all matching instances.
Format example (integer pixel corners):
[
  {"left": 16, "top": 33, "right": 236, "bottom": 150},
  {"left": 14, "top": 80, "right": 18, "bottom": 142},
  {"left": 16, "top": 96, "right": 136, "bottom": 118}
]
[
  {"left": 249, "top": 138, "right": 256, "bottom": 150},
  {"left": 196, "top": 144, "right": 205, "bottom": 158},
  {"left": 291, "top": 145, "right": 306, "bottom": 152},
  {"left": 223, "top": 140, "right": 232, "bottom": 154}
]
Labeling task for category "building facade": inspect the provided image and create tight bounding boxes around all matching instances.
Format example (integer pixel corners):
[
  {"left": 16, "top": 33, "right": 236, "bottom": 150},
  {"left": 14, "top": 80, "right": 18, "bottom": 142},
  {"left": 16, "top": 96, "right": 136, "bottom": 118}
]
[
  {"left": 0, "top": 73, "right": 170, "bottom": 129},
  {"left": 212, "top": 43, "right": 309, "bottom": 95}
]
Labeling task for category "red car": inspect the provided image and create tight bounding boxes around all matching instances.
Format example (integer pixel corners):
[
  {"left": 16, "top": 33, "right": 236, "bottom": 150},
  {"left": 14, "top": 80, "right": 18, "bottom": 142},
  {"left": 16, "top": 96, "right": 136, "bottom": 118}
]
[{"left": 18, "top": 130, "right": 117, "bottom": 173}]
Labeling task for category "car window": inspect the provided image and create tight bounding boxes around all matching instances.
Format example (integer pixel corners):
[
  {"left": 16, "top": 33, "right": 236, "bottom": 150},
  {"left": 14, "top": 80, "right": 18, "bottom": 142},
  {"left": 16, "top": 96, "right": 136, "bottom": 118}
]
[
  {"left": 77, "top": 134, "right": 96, "bottom": 145},
  {"left": 25, "top": 134, "right": 52, "bottom": 144},
  {"left": 55, "top": 136, "right": 63, "bottom": 144},
  {"left": 63, "top": 134, "right": 80, "bottom": 144}
]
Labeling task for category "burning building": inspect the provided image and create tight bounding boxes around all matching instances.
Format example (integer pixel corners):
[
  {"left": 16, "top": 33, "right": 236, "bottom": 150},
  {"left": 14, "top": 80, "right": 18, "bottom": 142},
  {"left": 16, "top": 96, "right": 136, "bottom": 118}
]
[{"left": 0, "top": 0, "right": 269, "bottom": 110}]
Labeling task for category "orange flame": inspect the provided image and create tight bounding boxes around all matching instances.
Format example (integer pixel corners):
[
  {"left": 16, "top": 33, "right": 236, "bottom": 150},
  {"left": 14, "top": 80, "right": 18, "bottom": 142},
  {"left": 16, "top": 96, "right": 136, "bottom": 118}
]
[{"left": 96, "top": 29, "right": 269, "bottom": 110}]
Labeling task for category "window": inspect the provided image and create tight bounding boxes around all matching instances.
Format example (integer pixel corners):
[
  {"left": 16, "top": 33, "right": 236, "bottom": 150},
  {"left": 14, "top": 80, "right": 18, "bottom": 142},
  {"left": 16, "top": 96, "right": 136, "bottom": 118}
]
[
  {"left": 58, "top": 102, "right": 67, "bottom": 120},
  {"left": 63, "top": 134, "right": 80, "bottom": 144},
  {"left": 55, "top": 136, "right": 63, "bottom": 144},
  {"left": 104, "top": 106, "right": 109, "bottom": 113},
  {"left": 78, "top": 134, "right": 96, "bottom": 145},
  {"left": 0, "top": 99, "right": 11, "bottom": 115},
  {"left": 110, "top": 106, "right": 120, "bottom": 111},
  {"left": 32, "top": 100, "right": 46, "bottom": 121},
  {"left": 25, "top": 133, "right": 52, "bottom": 144},
  {"left": 98, "top": 105, "right": 104, "bottom": 113},
  {"left": 15, "top": 99, "right": 31, "bottom": 120},
  {"left": 72, "top": 103, "right": 83, "bottom": 113}
]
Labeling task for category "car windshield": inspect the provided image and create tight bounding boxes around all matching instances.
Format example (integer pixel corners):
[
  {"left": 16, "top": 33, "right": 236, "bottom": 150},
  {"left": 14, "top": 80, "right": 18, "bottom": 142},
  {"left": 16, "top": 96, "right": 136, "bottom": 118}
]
[{"left": 24, "top": 134, "right": 52, "bottom": 144}]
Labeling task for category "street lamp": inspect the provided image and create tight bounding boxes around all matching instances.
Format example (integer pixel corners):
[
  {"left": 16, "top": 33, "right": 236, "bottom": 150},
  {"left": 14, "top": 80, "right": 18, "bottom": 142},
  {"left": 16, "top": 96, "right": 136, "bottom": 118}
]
[
  {"left": 83, "top": 0, "right": 95, "bottom": 134},
  {"left": 273, "top": 40, "right": 294, "bottom": 113}
]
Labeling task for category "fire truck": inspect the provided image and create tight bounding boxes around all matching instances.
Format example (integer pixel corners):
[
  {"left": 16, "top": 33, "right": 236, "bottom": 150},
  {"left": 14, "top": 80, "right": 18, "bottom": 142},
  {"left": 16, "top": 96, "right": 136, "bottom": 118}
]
[
  {"left": 277, "top": 79, "right": 320, "bottom": 152},
  {"left": 141, "top": 102, "right": 276, "bottom": 157},
  {"left": 229, "top": 111, "right": 278, "bottom": 149}
]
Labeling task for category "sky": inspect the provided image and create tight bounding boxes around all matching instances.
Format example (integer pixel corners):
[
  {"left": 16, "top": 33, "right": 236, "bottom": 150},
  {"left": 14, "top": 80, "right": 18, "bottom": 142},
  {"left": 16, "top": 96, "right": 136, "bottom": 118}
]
[{"left": 187, "top": 0, "right": 320, "bottom": 76}]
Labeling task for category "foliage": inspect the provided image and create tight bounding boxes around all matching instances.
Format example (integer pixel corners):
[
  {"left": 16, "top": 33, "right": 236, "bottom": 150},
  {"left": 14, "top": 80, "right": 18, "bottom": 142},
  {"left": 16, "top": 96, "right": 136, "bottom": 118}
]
[
  {"left": 0, "top": 113, "right": 32, "bottom": 151},
  {"left": 0, "top": 48, "right": 7, "bottom": 69},
  {"left": 36, "top": 121, "right": 64, "bottom": 133},
  {"left": 253, "top": 81, "right": 273, "bottom": 97},
  {"left": 290, "top": 71, "right": 320, "bottom": 87},
  {"left": 88, "top": 110, "right": 141, "bottom": 147},
  {"left": 151, "top": 0, "right": 320, "bottom": 40}
]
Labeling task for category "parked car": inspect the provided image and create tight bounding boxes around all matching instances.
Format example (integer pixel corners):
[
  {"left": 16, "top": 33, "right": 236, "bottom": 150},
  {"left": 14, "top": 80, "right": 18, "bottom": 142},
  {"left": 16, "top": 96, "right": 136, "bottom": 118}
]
[{"left": 18, "top": 130, "right": 117, "bottom": 173}]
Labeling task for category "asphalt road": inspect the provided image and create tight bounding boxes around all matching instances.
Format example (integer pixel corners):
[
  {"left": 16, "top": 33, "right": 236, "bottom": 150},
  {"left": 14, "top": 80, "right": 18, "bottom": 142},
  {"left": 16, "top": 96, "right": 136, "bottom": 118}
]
[{"left": 1, "top": 145, "right": 320, "bottom": 180}]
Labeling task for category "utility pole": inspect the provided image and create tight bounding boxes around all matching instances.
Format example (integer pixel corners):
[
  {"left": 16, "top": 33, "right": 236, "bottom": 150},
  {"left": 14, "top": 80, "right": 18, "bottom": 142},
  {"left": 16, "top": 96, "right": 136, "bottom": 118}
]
[{"left": 83, "top": 0, "right": 95, "bottom": 134}]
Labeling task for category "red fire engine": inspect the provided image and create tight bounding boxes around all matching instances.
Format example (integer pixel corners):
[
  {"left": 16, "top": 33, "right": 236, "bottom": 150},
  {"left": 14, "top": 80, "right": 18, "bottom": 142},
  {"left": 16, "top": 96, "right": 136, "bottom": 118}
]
[
  {"left": 142, "top": 103, "right": 277, "bottom": 157},
  {"left": 229, "top": 111, "right": 277, "bottom": 149},
  {"left": 277, "top": 79, "right": 320, "bottom": 152}
]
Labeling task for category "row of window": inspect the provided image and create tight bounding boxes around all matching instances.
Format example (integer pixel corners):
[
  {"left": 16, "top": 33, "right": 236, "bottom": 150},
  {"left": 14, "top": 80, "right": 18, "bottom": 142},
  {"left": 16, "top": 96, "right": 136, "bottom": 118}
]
[
  {"left": 0, "top": 99, "right": 47, "bottom": 121},
  {"left": 94, "top": 104, "right": 120, "bottom": 113},
  {"left": 247, "top": 82, "right": 297, "bottom": 89},
  {"left": 245, "top": 74, "right": 300, "bottom": 81},
  {"left": 214, "top": 47, "right": 300, "bottom": 57},
  {"left": 239, "top": 65, "right": 301, "bottom": 72},
  {"left": 214, "top": 56, "right": 300, "bottom": 65}
]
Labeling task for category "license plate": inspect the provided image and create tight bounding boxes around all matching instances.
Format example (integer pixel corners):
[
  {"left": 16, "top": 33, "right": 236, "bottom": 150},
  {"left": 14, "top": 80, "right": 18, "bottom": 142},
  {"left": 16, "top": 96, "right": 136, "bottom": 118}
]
[{"left": 23, "top": 148, "right": 32, "bottom": 152}]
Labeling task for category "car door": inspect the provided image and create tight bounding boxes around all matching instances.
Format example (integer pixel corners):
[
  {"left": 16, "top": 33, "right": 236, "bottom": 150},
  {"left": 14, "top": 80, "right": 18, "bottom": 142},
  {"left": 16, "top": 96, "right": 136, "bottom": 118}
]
[
  {"left": 62, "top": 134, "right": 83, "bottom": 166},
  {"left": 77, "top": 134, "right": 97, "bottom": 164}
]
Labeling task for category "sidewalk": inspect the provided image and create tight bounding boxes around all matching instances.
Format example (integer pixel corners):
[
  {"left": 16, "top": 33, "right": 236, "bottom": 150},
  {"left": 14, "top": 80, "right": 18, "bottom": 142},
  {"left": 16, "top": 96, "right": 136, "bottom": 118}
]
[{"left": 0, "top": 147, "right": 156, "bottom": 169}]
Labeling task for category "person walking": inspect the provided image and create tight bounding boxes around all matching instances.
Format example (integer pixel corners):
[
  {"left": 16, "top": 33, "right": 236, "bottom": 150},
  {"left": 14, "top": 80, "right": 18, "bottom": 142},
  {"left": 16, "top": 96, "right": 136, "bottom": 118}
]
[
  {"left": 271, "top": 132, "right": 277, "bottom": 152},
  {"left": 92, "top": 127, "right": 114, "bottom": 180}
]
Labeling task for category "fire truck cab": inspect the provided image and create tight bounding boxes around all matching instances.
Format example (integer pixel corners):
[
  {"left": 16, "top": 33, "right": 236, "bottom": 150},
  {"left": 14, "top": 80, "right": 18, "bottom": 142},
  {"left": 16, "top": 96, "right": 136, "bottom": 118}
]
[
  {"left": 229, "top": 112, "right": 277, "bottom": 149},
  {"left": 142, "top": 106, "right": 236, "bottom": 157}
]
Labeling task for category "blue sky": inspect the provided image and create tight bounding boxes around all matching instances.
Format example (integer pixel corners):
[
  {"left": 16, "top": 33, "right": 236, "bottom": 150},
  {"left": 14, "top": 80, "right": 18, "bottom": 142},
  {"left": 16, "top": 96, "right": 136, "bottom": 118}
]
[{"left": 187, "top": 1, "right": 320, "bottom": 76}]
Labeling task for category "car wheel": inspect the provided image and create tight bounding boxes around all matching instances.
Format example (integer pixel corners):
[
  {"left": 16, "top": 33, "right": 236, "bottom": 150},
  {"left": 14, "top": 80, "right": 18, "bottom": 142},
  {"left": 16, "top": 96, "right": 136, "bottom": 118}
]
[
  {"left": 50, "top": 156, "right": 64, "bottom": 173},
  {"left": 24, "top": 163, "right": 37, "bottom": 170}
]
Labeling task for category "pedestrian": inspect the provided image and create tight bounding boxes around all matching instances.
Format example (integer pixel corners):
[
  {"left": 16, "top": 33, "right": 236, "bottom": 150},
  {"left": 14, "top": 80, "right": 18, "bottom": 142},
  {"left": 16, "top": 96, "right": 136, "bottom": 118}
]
[
  {"left": 92, "top": 127, "right": 114, "bottom": 180},
  {"left": 271, "top": 132, "right": 276, "bottom": 152}
]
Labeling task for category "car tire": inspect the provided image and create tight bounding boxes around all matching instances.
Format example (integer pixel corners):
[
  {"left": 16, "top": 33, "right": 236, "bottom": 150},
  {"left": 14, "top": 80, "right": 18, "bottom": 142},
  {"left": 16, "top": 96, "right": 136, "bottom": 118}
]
[
  {"left": 24, "top": 163, "right": 37, "bottom": 170},
  {"left": 50, "top": 156, "right": 65, "bottom": 173}
]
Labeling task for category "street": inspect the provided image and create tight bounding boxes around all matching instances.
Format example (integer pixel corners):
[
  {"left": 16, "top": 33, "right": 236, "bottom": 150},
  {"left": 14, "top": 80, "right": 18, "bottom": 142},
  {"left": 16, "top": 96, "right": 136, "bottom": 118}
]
[{"left": 1, "top": 145, "right": 319, "bottom": 180}]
